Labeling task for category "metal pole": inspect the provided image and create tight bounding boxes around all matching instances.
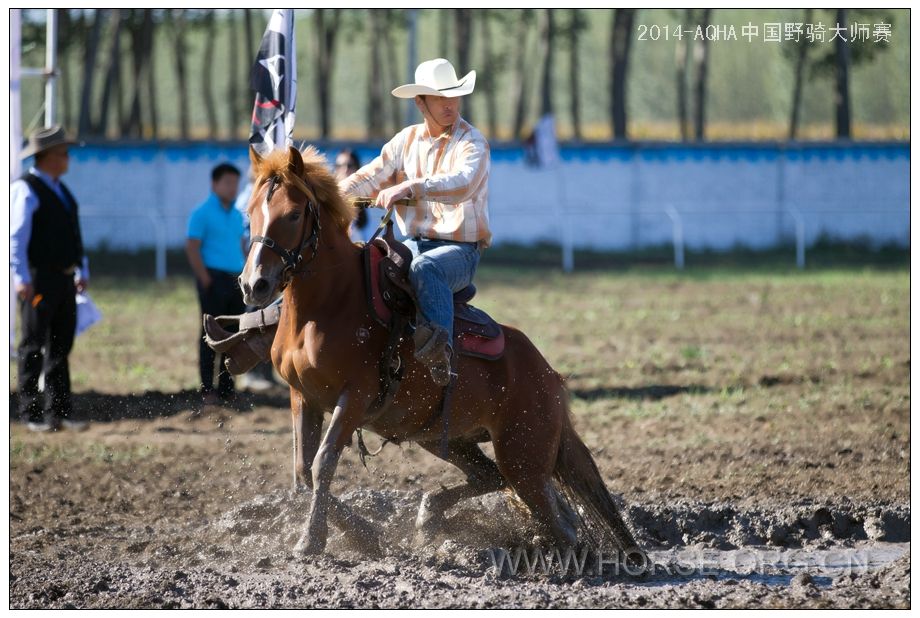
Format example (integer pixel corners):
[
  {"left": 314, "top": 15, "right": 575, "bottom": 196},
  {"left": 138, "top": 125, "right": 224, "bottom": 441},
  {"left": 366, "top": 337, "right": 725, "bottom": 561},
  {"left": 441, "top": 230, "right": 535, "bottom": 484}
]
[
  {"left": 555, "top": 158, "right": 573, "bottom": 272},
  {"left": 44, "top": 9, "right": 58, "bottom": 126},
  {"left": 786, "top": 207, "right": 805, "bottom": 269},
  {"left": 665, "top": 206, "right": 684, "bottom": 270},
  {"left": 405, "top": 9, "right": 418, "bottom": 127},
  {"left": 146, "top": 214, "right": 167, "bottom": 281}
]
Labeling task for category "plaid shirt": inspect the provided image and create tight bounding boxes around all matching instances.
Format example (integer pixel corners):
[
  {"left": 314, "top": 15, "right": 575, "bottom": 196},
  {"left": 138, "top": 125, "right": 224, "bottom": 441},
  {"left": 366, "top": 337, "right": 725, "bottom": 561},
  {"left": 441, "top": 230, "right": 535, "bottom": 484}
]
[{"left": 340, "top": 117, "right": 492, "bottom": 247}]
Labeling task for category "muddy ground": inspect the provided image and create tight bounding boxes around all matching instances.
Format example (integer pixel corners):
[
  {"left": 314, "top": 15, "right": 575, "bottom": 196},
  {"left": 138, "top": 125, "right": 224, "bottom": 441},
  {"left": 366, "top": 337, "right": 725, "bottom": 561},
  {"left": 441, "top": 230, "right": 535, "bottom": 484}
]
[{"left": 9, "top": 266, "right": 910, "bottom": 608}]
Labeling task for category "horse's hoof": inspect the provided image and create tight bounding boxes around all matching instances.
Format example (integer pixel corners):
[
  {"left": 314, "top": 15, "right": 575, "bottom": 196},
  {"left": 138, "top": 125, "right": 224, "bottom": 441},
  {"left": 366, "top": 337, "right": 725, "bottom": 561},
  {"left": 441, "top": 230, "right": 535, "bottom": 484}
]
[
  {"left": 414, "top": 492, "right": 444, "bottom": 533},
  {"left": 294, "top": 534, "right": 326, "bottom": 556}
]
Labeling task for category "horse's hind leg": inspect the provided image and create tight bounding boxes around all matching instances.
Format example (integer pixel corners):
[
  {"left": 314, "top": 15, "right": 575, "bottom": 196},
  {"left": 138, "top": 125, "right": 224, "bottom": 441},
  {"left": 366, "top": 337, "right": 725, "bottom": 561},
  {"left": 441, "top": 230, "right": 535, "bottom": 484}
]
[
  {"left": 414, "top": 438, "right": 507, "bottom": 533},
  {"left": 492, "top": 433, "right": 578, "bottom": 548}
]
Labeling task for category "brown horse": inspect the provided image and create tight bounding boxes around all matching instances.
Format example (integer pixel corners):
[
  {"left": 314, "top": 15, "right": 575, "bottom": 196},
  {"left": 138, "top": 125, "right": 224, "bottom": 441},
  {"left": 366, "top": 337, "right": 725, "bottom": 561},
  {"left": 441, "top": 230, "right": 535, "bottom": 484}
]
[{"left": 239, "top": 145, "right": 642, "bottom": 560}]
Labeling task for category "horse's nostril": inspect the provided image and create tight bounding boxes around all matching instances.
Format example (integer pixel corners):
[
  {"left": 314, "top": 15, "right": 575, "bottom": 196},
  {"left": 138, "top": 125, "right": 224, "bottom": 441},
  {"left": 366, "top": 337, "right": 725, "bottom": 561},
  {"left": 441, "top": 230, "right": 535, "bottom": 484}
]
[{"left": 253, "top": 279, "right": 269, "bottom": 296}]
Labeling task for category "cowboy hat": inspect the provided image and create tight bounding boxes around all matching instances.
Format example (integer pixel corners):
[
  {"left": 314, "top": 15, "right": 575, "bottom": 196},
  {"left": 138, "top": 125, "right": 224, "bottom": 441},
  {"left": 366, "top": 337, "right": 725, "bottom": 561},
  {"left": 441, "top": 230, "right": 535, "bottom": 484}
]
[
  {"left": 391, "top": 58, "right": 476, "bottom": 99},
  {"left": 20, "top": 125, "right": 77, "bottom": 160}
]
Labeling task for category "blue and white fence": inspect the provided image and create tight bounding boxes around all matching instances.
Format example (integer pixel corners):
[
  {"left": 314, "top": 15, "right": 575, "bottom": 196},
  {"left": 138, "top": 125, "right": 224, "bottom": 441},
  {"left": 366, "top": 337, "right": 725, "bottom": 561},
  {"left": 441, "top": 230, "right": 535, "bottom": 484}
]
[{"left": 66, "top": 141, "right": 908, "bottom": 275}]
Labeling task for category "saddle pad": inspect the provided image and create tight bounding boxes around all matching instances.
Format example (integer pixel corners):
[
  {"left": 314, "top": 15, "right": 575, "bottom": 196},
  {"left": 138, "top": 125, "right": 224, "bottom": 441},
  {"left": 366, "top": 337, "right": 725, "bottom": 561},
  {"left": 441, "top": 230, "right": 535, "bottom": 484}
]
[
  {"left": 364, "top": 242, "right": 505, "bottom": 360},
  {"left": 456, "top": 329, "right": 506, "bottom": 361},
  {"left": 365, "top": 240, "right": 392, "bottom": 326}
]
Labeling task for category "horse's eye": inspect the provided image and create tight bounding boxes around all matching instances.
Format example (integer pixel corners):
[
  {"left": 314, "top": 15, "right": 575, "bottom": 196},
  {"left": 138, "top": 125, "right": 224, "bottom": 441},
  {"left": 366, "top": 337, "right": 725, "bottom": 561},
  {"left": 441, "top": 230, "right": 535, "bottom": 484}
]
[{"left": 289, "top": 211, "right": 301, "bottom": 222}]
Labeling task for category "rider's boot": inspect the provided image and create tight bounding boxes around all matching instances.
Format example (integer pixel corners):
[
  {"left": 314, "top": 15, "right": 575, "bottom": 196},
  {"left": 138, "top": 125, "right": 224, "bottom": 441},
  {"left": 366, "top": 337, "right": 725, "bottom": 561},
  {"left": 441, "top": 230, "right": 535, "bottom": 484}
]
[{"left": 413, "top": 322, "right": 452, "bottom": 386}]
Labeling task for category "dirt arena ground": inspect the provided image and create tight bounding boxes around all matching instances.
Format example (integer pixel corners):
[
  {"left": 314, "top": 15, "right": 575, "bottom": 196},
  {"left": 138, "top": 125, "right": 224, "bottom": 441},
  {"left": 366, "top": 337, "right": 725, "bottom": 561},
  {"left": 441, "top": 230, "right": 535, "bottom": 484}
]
[{"left": 9, "top": 264, "right": 909, "bottom": 608}]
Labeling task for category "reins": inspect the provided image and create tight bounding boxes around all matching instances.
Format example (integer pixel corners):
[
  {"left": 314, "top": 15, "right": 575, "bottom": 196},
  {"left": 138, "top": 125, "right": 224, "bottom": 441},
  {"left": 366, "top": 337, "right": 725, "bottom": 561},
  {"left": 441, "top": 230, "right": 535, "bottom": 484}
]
[{"left": 352, "top": 197, "right": 416, "bottom": 243}]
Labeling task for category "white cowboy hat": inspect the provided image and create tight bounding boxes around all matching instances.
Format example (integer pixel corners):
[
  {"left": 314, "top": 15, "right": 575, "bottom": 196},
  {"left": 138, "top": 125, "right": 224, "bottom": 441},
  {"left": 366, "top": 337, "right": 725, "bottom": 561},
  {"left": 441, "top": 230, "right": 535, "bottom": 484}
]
[{"left": 391, "top": 58, "right": 476, "bottom": 99}]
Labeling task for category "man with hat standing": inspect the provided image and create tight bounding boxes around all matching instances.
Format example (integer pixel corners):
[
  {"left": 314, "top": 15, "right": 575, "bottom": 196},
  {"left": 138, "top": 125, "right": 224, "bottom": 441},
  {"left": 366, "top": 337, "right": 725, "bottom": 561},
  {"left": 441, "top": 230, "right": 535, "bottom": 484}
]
[
  {"left": 339, "top": 58, "right": 491, "bottom": 386},
  {"left": 10, "top": 125, "right": 89, "bottom": 432}
]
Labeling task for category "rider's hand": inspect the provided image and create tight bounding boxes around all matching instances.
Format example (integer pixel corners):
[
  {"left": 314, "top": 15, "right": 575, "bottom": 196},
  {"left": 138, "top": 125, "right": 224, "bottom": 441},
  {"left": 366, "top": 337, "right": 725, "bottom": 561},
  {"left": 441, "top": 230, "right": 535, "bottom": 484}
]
[
  {"left": 75, "top": 278, "right": 88, "bottom": 294},
  {"left": 375, "top": 180, "right": 415, "bottom": 210}
]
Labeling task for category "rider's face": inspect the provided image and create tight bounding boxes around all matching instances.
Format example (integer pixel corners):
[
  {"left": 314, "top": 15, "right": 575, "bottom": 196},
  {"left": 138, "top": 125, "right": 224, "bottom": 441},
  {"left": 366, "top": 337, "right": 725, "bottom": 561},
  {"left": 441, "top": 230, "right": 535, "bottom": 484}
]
[{"left": 416, "top": 95, "right": 461, "bottom": 131}]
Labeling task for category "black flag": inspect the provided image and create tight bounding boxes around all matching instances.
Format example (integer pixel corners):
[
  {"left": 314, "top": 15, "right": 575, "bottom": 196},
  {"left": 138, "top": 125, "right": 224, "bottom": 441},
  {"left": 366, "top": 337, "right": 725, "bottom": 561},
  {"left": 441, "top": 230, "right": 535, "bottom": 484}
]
[{"left": 249, "top": 9, "right": 297, "bottom": 154}]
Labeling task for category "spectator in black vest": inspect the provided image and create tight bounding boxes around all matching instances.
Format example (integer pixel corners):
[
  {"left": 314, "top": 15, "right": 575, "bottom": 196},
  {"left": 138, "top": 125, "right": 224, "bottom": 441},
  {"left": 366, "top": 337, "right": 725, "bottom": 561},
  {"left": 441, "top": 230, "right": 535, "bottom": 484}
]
[{"left": 10, "top": 126, "right": 89, "bottom": 432}]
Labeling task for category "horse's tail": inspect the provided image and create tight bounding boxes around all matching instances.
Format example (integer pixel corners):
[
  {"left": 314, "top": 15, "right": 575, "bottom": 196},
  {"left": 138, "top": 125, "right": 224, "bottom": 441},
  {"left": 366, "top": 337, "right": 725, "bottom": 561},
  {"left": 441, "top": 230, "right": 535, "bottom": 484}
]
[{"left": 553, "top": 408, "right": 644, "bottom": 558}]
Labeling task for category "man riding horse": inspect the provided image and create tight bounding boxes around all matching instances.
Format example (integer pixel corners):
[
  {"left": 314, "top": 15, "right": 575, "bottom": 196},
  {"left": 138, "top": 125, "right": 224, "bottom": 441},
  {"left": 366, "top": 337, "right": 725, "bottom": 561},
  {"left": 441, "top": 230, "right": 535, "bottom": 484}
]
[
  {"left": 209, "top": 58, "right": 643, "bottom": 561},
  {"left": 338, "top": 58, "right": 490, "bottom": 386}
]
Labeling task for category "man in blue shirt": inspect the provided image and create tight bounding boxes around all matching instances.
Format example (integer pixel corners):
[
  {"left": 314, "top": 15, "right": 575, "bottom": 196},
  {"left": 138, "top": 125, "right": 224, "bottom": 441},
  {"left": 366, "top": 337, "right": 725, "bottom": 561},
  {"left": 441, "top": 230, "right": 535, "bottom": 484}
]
[
  {"left": 186, "top": 163, "right": 246, "bottom": 405},
  {"left": 10, "top": 126, "right": 90, "bottom": 432}
]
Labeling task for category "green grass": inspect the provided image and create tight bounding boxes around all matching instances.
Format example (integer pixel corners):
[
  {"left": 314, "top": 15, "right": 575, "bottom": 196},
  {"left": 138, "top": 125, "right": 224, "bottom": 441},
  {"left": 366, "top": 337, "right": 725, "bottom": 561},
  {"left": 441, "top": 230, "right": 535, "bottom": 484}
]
[
  {"left": 10, "top": 245, "right": 908, "bottom": 417},
  {"left": 11, "top": 438, "right": 158, "bottom": 464},
  {"left": 480, "top": 238, "right": 908, "bottom": 278}
]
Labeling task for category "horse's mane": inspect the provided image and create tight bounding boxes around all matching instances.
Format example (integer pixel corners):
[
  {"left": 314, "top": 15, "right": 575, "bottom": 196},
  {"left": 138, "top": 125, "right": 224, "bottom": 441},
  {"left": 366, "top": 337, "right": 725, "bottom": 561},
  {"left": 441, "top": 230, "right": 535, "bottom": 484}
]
[{"left": 250, "top": 146, "right": 356, "bottom": 233}]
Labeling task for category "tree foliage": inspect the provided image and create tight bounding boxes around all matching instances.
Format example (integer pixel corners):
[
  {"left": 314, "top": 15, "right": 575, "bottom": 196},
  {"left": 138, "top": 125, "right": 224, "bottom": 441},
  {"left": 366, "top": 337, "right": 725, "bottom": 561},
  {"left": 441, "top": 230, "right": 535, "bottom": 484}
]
[{"left": 16, "top": 9, "right": 904, "bottom": 142}]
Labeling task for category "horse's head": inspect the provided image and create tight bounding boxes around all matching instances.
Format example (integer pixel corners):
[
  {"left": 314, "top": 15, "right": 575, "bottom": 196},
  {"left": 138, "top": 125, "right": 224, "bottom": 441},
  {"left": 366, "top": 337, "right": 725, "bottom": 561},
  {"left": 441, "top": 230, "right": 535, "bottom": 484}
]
[{"left": 240, "top": 145, "right": 356, "bottom": 307}]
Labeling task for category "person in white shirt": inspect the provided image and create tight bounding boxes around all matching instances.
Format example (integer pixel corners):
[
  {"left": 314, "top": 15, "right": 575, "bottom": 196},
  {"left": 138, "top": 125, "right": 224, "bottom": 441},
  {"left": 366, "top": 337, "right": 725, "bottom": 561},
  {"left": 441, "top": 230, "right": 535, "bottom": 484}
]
[{"left": 10, "top": 126, "right": 89, "bottom": 432}]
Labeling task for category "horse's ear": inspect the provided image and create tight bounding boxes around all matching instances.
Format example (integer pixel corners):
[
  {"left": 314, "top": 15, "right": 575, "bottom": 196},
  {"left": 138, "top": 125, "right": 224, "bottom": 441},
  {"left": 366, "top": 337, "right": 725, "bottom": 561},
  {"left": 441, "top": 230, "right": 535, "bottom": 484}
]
[
  {"left": 249, "top": 145, "right": 262, "bottom": 169},
  {"left": 288, "top": 146, "right": 304, "bottom": 178}
]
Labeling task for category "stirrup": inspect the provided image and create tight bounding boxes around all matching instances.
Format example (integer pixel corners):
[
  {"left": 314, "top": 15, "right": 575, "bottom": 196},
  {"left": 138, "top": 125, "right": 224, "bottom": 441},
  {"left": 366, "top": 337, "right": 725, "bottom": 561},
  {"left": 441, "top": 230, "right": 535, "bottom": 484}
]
[{"left": 413, "top": 322, "right": 451, "bottom": 386}]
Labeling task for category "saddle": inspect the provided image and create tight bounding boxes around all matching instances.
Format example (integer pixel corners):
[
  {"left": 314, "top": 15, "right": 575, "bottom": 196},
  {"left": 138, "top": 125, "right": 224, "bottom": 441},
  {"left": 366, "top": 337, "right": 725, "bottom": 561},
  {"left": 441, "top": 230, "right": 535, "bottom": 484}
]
[{"left": 364, "top": 229, "right": 505, "bottom": 361}]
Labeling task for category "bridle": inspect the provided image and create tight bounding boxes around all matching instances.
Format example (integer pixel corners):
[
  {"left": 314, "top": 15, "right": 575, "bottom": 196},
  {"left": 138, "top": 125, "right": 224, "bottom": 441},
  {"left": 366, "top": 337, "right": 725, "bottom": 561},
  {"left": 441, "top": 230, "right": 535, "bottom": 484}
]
[{"left": 249, "top": 175, "right": 322, "bottom": 284}]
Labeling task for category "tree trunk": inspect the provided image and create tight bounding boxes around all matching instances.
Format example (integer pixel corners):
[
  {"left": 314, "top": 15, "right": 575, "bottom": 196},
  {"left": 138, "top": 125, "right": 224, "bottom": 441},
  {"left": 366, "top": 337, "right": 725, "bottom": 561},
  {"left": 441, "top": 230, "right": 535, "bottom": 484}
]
[
  {"left": 168, "top": 10, "right": 190, "bottom": 140},
  {"left": 510, "top": 11, "right": 533, "bottom": 140},
  {"left": 480, "top": 12, "right": 498, "bottom": 139},
  {"left": 226, "top": 11, "right": 239, "bottom": 139},
  {"left": 114, "top": 28, "right": 125, "bottom": 136},
  {"left": 243, "top": 9, "right": 256, "bottom": 127},
  {"left": 123, "top": 10, "right": 144, "bottom": 138},
  {"left": 789, "top": 9, "right": 812, "bottom": 140},
  {"left": 438, "top": 9, "right": 451, "bottom": 59},
  {"left": 675, "top": 10, "right": 690, "bottom": 141},
  {"left": 95, "top": 10, "right": 121, "bottom": 135},
  {"left": 834, "top": 9, "right": 851, "bottom": 139},
  {"left": 77, "top": 9, "right": 104, "bottom": 136},
  {"left": 692, "top": 8, "right": 711, "bottom": 141},
  {"left": 610, "top": 8, "right": 635, "bottom": 140},
  {"left": 367, "top": 10, "right": 384, "bottom": 139},
  {"left": 58, "top": 10, "right": 75, "bottom": 130},
  {"left": 455, "top": 9, "right": 474, "bottom": 125},
  {"left": 244, "top": 9, "right": 255, "bottom": 66},
  {"left": 568, "top": 9, "right": 583, "bottom": 141},
  {"left": 315, "top": 9, "right": 341, "bottom": 139},
  {"left": 202, "top": 10, "right": 219, "bottom": 140},
  {"left": 142, "top": 9, "right": 157, "bottom": 139},
  {"left": 538, "top": 9, "right": 554, "bottom": 117},
  {"left": 381, "top": 10, "right": 402, "bottom": 134}
]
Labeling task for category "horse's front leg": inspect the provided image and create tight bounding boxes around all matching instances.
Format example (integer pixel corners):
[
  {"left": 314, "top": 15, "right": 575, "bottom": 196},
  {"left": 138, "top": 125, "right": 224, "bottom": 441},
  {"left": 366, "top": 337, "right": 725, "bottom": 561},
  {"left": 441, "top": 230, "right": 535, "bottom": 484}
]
[
  {"left": 295, "top": 389, "right": 365, "bottom": 555},
  {"left": 290, "top": 388, "right": 322, "bottom": 493}
]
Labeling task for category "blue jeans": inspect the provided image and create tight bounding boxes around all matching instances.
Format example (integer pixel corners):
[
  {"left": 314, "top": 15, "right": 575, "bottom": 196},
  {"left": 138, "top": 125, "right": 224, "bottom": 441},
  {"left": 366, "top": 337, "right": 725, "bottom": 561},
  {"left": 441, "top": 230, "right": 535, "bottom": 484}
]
[{"left": 403, "top": 238, "right": 480, "bottom": 343}]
